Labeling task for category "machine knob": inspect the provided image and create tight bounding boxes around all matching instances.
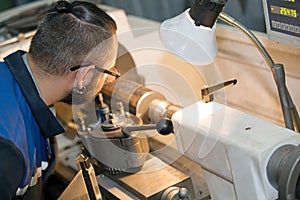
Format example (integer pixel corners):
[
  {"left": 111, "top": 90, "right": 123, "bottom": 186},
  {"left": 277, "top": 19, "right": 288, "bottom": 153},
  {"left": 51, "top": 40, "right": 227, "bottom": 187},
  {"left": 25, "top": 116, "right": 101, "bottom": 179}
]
[
  {"left": 161, "top": 186, "right": 190, "bottom": 200},
  {"left": 178, "top": 188, "right": 189, "bottom": 199},
  {"left": 156, "top": 118, "right": 174, "bottom": 135}
]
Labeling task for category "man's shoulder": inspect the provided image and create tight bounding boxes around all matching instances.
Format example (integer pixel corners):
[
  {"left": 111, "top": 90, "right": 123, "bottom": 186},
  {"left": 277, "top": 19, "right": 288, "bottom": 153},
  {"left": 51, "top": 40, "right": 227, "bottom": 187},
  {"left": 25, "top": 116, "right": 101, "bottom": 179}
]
[
  {"left": 0, "top": 60, "right": 28, "bottom": 137},
  {"left": 0, "top": 60, "right": 20, "bottom": 99},
  {"left": 0, "top": 60, "right": 9, "bottom": 69},
  {"left": 0, "top": 61, "right": 13, "bottom": 81}
]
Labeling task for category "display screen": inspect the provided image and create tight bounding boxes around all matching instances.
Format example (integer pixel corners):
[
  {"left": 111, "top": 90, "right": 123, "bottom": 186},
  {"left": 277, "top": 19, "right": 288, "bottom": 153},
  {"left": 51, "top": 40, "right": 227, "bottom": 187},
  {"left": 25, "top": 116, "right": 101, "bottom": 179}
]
[{"left": 265, "top": 0, "right": 300, "bottom": 38}]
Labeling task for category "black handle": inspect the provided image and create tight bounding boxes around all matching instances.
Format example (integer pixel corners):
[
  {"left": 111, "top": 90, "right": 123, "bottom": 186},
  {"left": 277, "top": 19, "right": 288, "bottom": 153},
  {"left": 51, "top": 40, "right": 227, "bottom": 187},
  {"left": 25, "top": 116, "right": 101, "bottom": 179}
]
[{"left": 122, "top": 118, "right": 174, "bottom": 136}]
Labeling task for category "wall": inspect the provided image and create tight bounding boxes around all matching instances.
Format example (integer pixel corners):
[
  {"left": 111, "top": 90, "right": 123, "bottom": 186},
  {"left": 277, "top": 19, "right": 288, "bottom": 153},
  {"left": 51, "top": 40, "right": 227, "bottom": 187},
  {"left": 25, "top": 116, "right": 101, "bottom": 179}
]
[
  {"left": 101, "top": 0, "right": 193, "bottom": 22},
  {"left": 101, "top": 0, "right": 266, "bottom": 32}
]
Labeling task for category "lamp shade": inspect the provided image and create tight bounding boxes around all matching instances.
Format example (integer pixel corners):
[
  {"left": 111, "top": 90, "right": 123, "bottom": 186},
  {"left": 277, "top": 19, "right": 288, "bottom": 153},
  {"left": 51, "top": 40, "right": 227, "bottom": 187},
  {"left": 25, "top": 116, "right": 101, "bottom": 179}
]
[{"left": 159, "top": 9, "right": 218, "bottom": 65}]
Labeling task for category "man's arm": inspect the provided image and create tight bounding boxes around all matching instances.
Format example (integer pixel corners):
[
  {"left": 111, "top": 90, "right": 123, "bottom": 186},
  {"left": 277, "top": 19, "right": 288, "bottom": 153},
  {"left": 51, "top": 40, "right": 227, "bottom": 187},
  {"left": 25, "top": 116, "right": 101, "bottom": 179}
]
[{"left": 0, "top": 137, "right": 25, "bottom": 199}]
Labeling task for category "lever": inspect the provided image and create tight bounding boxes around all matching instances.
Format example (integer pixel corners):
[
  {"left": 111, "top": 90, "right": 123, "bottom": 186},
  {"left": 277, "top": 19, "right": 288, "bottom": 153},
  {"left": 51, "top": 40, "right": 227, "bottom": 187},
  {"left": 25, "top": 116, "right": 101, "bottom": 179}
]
[
  {"left": 122, "top": 118, "right": 174, "bottom": 136},
  {"left": 201, "top": 79, "right": 237, "bottom": 103}
]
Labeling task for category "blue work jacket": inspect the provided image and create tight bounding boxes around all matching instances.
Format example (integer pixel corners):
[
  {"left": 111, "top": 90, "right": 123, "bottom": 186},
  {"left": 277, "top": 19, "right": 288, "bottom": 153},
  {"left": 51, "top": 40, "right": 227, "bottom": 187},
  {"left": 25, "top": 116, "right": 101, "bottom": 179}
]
[{"left": 0, "top": 50, "right": 64, "bottom": 199}]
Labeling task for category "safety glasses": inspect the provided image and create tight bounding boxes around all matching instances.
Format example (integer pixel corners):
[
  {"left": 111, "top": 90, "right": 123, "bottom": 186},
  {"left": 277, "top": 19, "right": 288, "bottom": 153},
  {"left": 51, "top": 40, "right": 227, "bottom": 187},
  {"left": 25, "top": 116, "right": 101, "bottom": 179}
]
[{"left": 70, "top": 64, "right": 120, "bottom": 82}]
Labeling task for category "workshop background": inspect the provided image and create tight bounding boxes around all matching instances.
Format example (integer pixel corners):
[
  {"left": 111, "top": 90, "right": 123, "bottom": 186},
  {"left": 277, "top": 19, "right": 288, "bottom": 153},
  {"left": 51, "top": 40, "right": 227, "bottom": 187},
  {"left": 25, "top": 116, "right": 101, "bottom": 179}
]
[
  {"left": 1, "top": 0, "right": 300, "bottom": 199},
  {"left": 0, "top": 0, "right": 266, "bottom": 32}
]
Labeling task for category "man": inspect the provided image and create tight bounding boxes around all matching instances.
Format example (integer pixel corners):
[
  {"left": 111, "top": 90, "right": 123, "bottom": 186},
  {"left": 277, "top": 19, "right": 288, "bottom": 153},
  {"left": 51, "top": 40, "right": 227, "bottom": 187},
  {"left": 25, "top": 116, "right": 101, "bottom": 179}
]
[{"left": 0, "top": 1, "right": 118, "bottom": 199}]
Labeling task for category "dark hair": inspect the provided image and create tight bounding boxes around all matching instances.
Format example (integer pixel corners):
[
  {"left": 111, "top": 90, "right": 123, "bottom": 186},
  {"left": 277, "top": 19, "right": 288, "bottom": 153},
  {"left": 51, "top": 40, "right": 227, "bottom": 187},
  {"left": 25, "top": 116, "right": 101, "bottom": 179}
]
[{"left": 29, "top": 1, "right": 117, "bottom": 75}]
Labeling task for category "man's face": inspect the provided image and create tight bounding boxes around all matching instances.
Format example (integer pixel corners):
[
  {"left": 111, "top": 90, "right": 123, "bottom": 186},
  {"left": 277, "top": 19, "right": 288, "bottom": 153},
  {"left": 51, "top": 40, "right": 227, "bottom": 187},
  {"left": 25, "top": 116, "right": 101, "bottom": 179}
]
[
  {"left": 62, "top": 63, "right": 118, "bottom": 105},
  {"left": 62, "top": 38, "right": 118, "bottom": 105}
]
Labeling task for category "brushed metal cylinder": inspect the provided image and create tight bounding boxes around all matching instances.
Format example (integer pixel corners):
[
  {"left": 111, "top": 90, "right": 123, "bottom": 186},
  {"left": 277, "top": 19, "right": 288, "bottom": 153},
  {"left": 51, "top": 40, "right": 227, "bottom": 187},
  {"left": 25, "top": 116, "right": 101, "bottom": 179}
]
[{"left": 101, "top": 79, "right": 182, "bottom": 123}]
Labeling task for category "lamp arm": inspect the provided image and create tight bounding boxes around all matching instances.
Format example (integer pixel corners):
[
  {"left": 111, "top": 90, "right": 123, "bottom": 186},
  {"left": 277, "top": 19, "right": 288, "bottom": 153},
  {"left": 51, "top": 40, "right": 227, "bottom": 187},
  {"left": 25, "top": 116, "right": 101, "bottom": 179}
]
[
  {"left": 218, "top": 12, "right": 274, "bottom": 67},
  {"left": 218, "top": 12, "right": 300, "bottom": 132}
]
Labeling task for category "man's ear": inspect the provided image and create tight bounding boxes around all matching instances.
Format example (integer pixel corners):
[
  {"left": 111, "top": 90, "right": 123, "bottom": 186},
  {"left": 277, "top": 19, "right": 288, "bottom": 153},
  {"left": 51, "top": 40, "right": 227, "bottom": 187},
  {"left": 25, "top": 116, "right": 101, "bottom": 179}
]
[{"left": 75, "top": 65, "right": 95, "bottom": 89}]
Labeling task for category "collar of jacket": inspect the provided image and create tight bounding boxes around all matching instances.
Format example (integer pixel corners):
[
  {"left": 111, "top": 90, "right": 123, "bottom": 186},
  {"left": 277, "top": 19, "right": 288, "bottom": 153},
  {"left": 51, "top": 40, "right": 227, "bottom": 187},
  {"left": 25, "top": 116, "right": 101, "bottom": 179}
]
[{"left": 4, "top": 50, "right": 65, "bottom": 138}]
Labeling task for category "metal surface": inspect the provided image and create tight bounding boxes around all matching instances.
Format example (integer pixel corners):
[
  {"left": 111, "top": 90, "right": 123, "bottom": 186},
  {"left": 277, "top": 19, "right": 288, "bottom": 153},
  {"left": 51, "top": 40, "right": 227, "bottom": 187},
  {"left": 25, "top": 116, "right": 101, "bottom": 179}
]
[
  {"left": 97, "top": 155, "right": 195, "bottom": 200},
  {"left": 101, "top": 79, "right": 181, "bottom": 123},
  {"left": 267, "top": 145, "right": 300, "bottom": 200}
]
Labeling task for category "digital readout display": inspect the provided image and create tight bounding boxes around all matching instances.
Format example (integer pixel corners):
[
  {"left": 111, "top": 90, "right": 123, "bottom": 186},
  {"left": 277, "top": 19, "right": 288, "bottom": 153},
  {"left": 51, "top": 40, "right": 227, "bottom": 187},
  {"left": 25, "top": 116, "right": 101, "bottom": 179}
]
[
  {"left": 271, "top": 5, "right": 297, "bottom": 18},
  {"left": 266, "top": 0, "right": 300, "bottom": 37}
]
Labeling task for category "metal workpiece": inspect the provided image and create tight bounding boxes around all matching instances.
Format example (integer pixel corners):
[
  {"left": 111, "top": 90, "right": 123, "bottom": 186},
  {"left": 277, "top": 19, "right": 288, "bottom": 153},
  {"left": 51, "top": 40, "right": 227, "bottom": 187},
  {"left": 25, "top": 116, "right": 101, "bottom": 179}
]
[
  {"left": 267, "top": 145, "right": 300, "bottom": 200},
  {"left": 101, "top": 79, "right": 182, "bottom": 123},
  {"left": 148, "top": 99, "right": 182, "bottom": 123}
]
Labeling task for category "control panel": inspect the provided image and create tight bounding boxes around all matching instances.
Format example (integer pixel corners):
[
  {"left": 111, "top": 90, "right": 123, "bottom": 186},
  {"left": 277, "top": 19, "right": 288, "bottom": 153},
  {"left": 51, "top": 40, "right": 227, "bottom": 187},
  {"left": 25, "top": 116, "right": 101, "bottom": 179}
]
[{"left": 262, "top": 0, "right": 300, "bottom": 47}]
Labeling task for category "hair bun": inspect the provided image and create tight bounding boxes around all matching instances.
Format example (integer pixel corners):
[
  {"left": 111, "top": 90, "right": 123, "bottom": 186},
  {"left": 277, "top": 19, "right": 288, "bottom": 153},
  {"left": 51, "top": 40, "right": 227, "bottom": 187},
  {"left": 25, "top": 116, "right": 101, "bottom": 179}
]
[{"left": 55, "top": 1, "right": 73, "bottom": 13}]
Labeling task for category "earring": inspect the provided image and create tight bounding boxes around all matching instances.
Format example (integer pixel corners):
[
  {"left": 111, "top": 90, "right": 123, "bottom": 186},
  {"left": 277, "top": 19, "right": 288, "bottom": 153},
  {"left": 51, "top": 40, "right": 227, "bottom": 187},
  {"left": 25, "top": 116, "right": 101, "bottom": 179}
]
[{"left": 74, "top": 86, "right": 86, "bottom": 95}]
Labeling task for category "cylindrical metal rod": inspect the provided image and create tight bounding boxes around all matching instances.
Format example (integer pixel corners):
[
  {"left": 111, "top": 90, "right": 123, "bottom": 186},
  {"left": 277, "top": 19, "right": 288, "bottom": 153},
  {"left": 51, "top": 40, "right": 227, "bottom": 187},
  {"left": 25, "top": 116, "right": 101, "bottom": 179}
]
[{"left": 101, "top": 79, "right": 182, "bottom": 123}]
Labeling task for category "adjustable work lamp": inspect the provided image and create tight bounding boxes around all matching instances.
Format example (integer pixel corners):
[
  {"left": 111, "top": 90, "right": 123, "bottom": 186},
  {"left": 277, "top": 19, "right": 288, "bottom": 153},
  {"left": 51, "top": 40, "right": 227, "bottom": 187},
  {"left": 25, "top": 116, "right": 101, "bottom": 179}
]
[{"left": 159, "top": 0, "right": 226, "bottom": 65}]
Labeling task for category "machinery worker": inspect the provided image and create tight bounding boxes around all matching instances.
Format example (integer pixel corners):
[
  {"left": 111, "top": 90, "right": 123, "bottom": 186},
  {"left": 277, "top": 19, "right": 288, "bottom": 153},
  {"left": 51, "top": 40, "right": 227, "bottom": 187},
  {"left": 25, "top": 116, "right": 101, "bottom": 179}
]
[{"left": 0, "top": 1, "right": 118, "bottom": 199}]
